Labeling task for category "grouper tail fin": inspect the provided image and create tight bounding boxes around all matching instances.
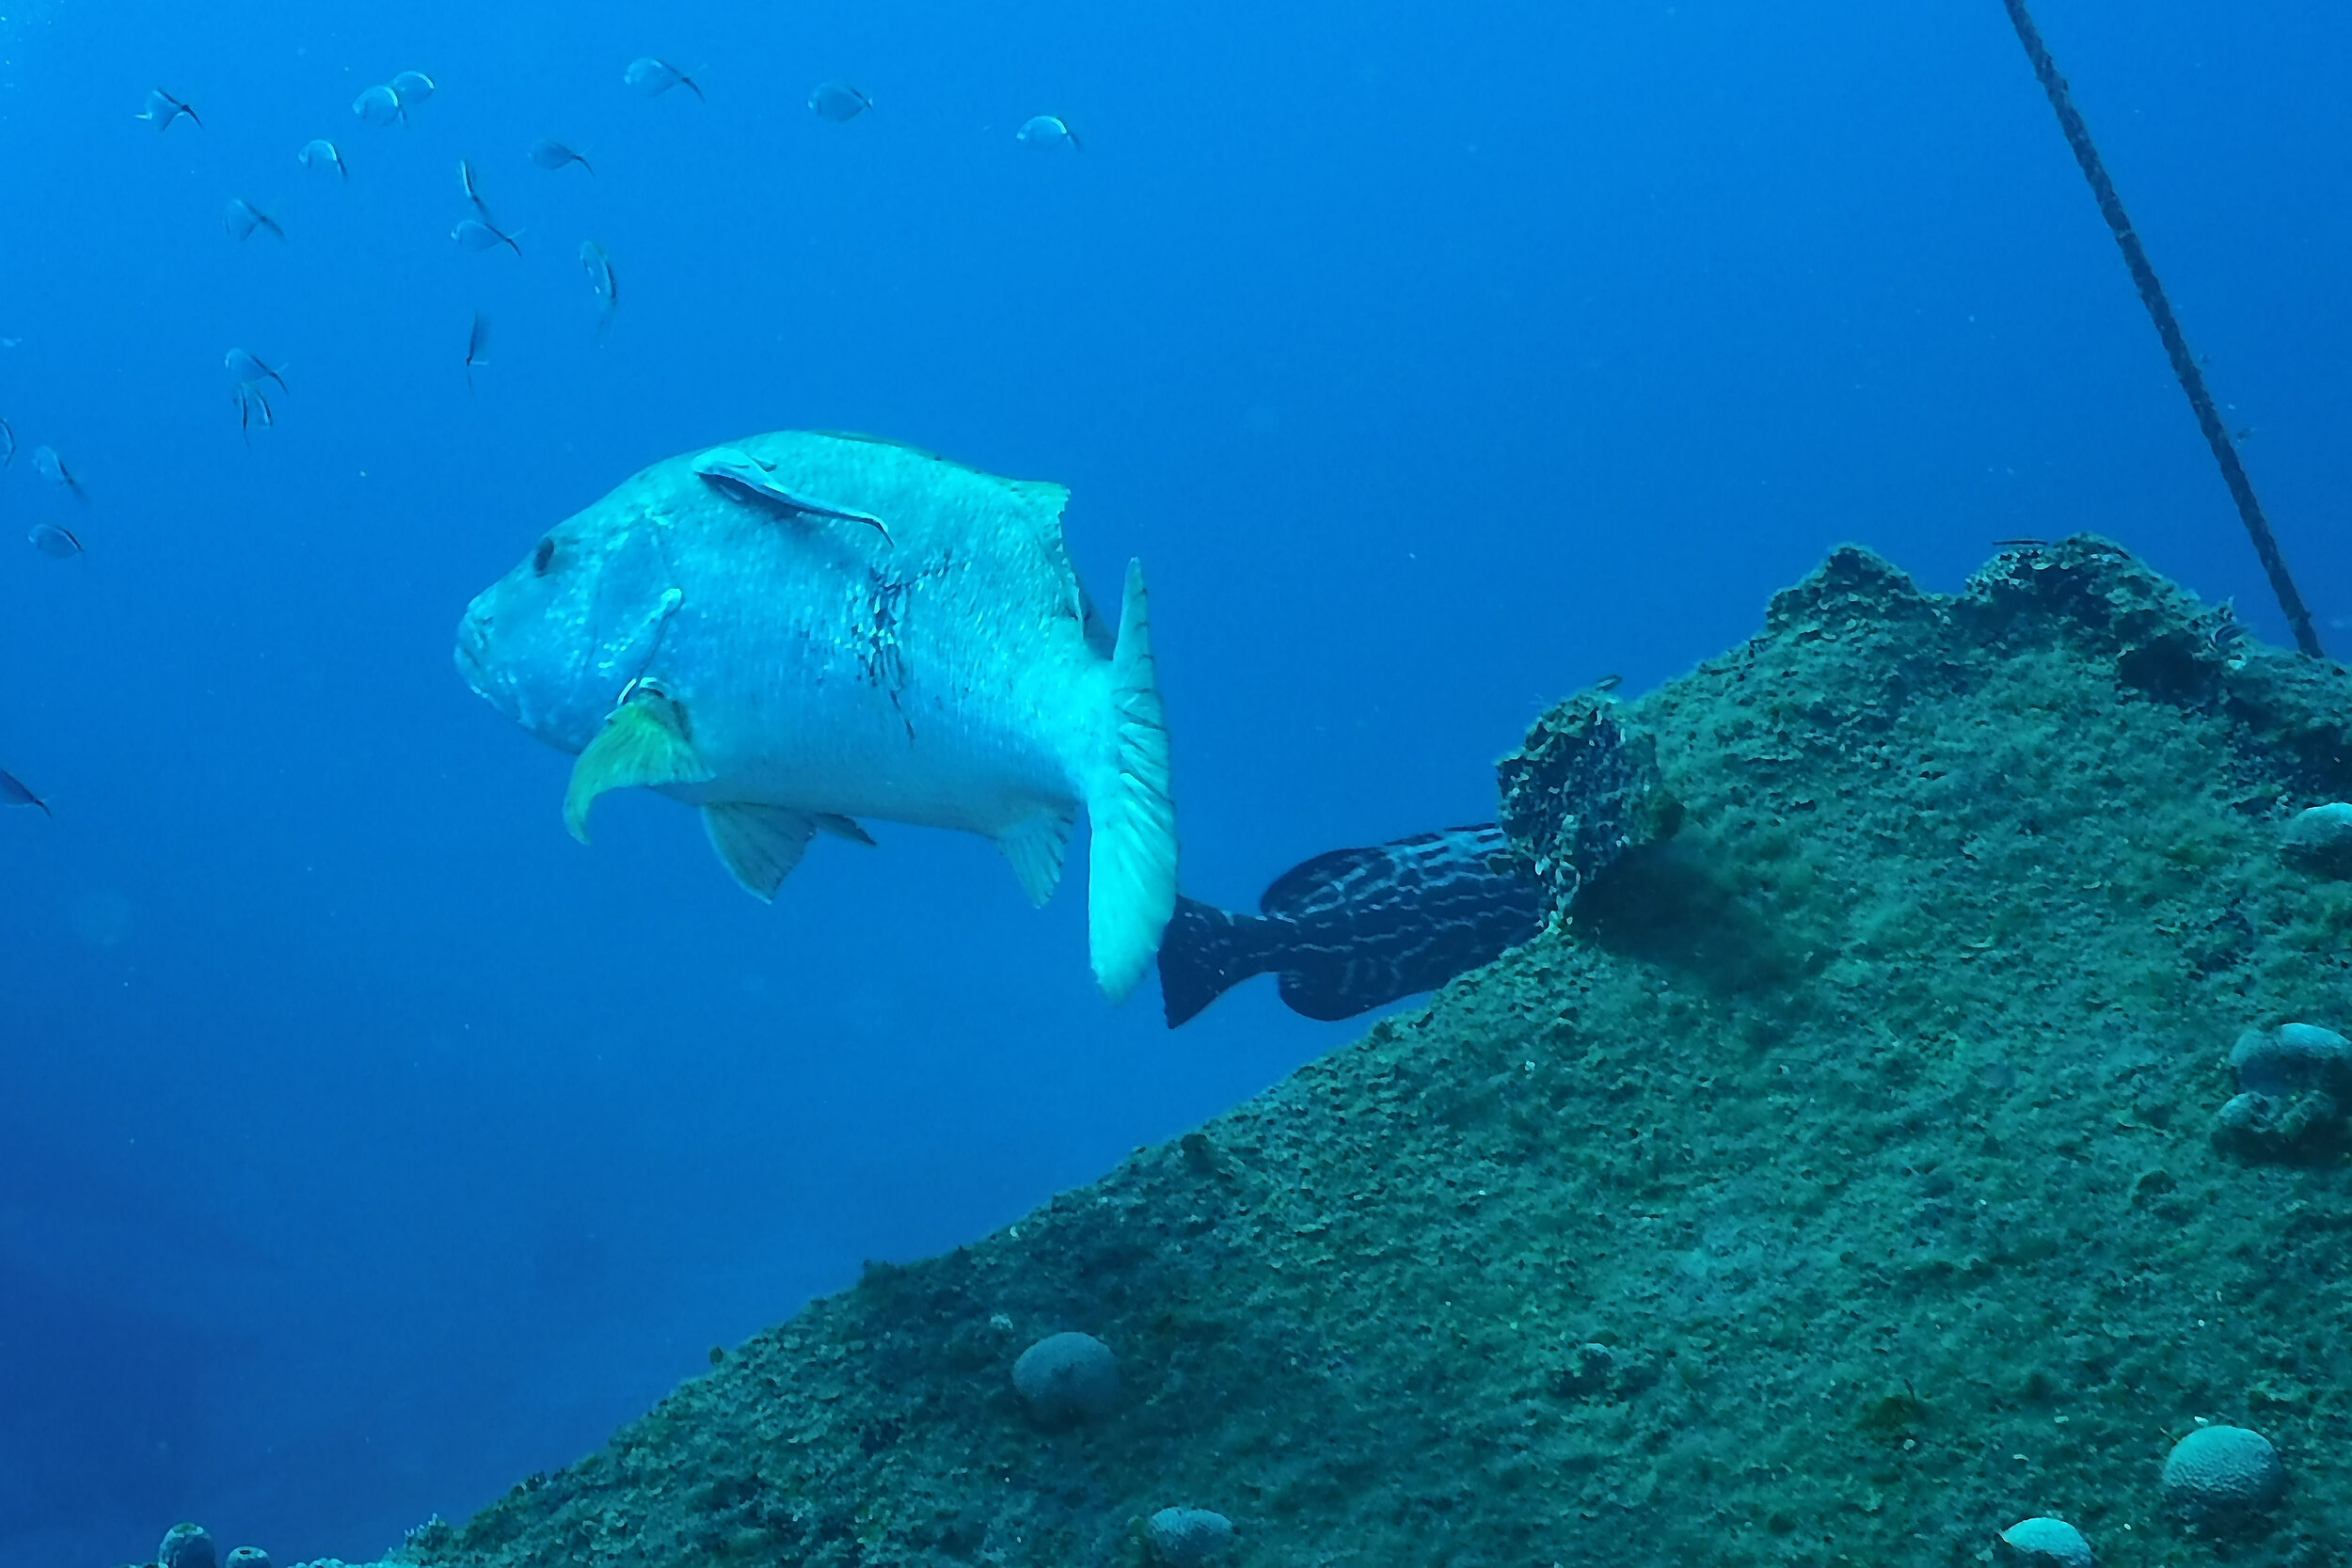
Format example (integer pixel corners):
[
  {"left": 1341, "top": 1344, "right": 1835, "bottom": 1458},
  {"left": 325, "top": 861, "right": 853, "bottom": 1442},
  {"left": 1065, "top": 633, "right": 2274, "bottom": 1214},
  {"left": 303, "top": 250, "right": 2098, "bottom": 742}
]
[
  {"left": 1156, "top": 895, "right": 1279, "bottom": 1027},
  {"left": 1087, "top": 559, "right": 1178, "bottom": 1001}
]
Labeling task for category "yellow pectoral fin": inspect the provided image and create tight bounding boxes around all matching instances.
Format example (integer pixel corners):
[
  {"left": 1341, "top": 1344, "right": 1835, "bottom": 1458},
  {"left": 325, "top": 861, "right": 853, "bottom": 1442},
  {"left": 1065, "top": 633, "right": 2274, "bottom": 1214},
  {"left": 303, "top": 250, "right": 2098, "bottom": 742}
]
[{"left": 563, "top": 700, "right": 717, "bottom": 844}]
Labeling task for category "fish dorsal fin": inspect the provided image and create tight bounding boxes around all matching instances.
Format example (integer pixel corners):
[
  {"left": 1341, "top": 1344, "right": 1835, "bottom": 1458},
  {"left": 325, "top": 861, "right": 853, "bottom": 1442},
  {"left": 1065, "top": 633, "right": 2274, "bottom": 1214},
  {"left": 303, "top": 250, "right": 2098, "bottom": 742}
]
[
  {"left": 811, "top": 430, "right": 948, "bottom": 462},
  {"left": 997, "top": 807, "right": 1076, "bottom": 907},
  {"left": 1259, "top": 846, "right": 1388, "bottom": 916},
  {"left": 703, "top": 803, "right": 818, "bottom": 900},
  {"left": 1075, "top": 579, "right": 1115, "bottom": 657},
  {"left": 563, "top": 692, "right": 715, "bottom": 844},
  {"left": 1003, "top": 476, "right": 1072, "bottom": 515}
]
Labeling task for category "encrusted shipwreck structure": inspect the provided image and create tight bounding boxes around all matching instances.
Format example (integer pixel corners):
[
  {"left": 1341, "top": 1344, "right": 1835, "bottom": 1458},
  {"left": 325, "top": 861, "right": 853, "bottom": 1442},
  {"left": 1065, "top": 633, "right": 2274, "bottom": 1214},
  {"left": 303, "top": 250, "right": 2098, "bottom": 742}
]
[{"left": 404, "top": 537, "right": 2352, "bottom": 1568}]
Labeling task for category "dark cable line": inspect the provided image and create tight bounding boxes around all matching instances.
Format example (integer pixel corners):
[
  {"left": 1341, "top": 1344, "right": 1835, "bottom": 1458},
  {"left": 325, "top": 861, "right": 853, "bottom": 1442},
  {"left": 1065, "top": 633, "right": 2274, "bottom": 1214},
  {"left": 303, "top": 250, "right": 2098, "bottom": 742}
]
[{"left": 1999, "top": 0, "right": 2323, "bottom": 658}]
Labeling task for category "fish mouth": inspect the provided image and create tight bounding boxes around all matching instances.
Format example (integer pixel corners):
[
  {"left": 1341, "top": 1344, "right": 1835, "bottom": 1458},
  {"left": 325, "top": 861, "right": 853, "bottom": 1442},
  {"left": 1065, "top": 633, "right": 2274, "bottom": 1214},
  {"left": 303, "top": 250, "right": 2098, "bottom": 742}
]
[{"left": 453, "top": 602, "right": 503, "bottom": 707}]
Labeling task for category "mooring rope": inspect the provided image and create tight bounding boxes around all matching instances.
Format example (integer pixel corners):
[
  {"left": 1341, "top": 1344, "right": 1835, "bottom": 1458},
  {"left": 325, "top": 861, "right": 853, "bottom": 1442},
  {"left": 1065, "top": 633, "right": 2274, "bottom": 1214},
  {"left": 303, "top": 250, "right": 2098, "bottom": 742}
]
[{"left": 1999, "top": 0, "right": 2323, "bottom": 657}]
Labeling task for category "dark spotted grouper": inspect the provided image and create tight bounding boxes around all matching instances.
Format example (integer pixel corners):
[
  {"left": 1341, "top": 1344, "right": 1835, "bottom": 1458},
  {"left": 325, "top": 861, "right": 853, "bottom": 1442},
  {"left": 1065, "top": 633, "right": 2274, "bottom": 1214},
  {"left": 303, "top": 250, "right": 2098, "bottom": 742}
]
[
  {"left": 1157, "top": 824, "right": 1540, "bottom": 1026},
  {"left": 455, "top": 430, "right": 1179, "bottom": 1000}
]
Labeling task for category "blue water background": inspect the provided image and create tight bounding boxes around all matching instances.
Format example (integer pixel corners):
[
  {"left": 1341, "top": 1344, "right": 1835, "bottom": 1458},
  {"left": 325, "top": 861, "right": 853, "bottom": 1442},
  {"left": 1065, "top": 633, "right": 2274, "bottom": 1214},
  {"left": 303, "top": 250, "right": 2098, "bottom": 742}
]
[{"left": 1, "top": 1, "right": 2345, "bottom": 1560}]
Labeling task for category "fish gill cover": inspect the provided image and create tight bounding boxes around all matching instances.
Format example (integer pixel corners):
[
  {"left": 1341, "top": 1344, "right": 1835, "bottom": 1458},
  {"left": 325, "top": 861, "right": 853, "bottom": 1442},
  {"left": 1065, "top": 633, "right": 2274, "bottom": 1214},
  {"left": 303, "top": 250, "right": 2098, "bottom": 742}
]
[{"left": 389, "top": 538, "right": 2352, "bottom": 1567}]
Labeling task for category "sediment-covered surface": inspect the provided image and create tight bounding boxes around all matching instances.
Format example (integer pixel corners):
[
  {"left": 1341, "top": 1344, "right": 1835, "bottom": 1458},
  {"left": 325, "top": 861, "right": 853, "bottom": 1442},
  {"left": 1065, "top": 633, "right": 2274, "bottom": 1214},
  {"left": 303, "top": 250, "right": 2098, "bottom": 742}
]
[{"left": 404, "top": 537, "right": 2352, "bottom": 1567}]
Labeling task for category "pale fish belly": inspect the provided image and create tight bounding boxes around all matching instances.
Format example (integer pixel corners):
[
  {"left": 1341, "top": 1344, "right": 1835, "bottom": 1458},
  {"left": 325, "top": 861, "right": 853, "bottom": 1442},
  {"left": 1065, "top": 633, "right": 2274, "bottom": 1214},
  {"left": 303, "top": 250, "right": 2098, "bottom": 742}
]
[{"left": 663, "top": 654, "right": 1107, "bottom": 838}]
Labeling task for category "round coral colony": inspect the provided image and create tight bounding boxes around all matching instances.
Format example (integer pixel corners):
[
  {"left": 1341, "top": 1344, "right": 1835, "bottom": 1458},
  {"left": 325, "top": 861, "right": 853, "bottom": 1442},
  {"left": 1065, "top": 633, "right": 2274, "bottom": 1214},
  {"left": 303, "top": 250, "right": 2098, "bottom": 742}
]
[{"left": 2162, "top": 1424, "right": 2285, "bottom": 1526}]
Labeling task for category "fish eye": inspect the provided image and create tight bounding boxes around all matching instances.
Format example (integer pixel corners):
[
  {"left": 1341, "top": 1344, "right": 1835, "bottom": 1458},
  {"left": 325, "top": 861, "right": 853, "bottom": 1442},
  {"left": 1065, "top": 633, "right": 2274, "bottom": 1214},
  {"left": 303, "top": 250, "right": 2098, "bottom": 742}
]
[{"left": 532, "top": 536, "right": 556, "bottom": 577}]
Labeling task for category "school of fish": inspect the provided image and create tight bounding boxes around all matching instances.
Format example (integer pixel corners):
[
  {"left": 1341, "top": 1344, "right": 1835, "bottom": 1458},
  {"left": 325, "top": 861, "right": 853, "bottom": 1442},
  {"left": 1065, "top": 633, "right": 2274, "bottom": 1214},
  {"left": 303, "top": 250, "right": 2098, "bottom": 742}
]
[{"left": 0, "top": 54, "right": 1091, "bottom": 844}]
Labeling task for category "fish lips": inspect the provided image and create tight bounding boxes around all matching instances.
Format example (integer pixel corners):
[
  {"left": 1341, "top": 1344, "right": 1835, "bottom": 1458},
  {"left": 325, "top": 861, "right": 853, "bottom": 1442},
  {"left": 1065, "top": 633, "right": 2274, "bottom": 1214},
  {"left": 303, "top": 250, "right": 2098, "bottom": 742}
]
[
  {"left": 453, "top": 594, "right": 513, "bottom": 713},
  {"left": 453, "top": 595, "right": 575, "bottom": 750},
  {"left": 454, "top": 590, "right": 571, "bottom": 743}
]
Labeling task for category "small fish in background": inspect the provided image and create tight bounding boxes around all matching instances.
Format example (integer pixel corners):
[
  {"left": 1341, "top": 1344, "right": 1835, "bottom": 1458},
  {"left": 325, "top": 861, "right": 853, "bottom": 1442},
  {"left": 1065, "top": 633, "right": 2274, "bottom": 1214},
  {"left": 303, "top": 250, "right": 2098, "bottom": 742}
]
[
  {"left": 32, "top": 445, "right": 82, "bottom": 497},
  {"left": 528, "top": 138, "right": 594, "bottom": 175},
  {"left": 458, "top": 157, "right": 488, "bottom": 212},
  {"left": 453, "top": 216, "right": 521, "bottom": 256},
  {"left": 807, "top": 82, "right": 872, "bottom": 122},
  {"left": 1156, "top": 825, "right": 1542, "bottom": 1027},
  {"left": 1015, "top": 114, "right": 1082, "bottom": 151},
  {"left": 464, "top": 311, "right": 490, "bottom": 389},
  {"left": 27, "top": 522, "right": 85, "bottom": 560},
  {"left": 230, "top": 381, "right": 275, "bottom": 444},
  {"left": 579, "top": 241, "right": 617, "bottom": 336},
  {"left": 223, "top": 198, "right": 286, "bottom": 242},
  {"left": 391, "top": 70, "right": 437, "bottom": 106},
  {"left": 297, "top": 138, "right": 348, "bottom": 180},
  {"left": 0, "top": 767, "right": 50, "bottom": 817},
  {"left": 225, "top": 347, "right": 288, "bottom": 393},
  {"left": 625, "top": 56, "right": 703, "bottom": 101},
  {"left": 352, "top": 84, "right": 405, "bottom": 127},
  {"left": 0, "top": 416, "right": 13, "bottom": 466},
  {"left": 137, "top": 87, "right": 200, "bottom": 132}
]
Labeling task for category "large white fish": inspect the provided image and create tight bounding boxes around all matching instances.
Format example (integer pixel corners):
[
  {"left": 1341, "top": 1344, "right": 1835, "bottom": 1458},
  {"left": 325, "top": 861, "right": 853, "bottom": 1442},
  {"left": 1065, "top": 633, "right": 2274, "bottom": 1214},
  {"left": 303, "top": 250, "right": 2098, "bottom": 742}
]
[{"left": 455, "top": 430, "right": 1178, "bottom": 999}]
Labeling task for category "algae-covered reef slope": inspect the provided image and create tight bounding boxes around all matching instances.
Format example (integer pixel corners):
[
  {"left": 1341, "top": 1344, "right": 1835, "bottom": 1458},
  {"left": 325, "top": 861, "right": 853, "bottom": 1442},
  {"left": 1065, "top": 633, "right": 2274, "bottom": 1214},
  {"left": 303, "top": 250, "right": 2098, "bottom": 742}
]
[{"left": 405, "top": 538, "right": 2352, "bottom": 1568}]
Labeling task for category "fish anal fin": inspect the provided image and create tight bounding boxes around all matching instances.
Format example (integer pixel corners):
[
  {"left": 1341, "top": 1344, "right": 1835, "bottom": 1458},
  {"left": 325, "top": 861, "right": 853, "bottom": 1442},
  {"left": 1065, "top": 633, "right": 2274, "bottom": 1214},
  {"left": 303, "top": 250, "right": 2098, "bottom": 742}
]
[
  {"left": 997, "top": 807, "right": 1076, "bottom": 907},
  {"left": 703, "top": 803, "right": 818, "bottom": 900},
  {"left": 563, "top": 698, "right": 715, "bottom": 844},
  {"left": 1276, "top": 970, "right": 1383, "bottom": 1022},
  {"left": 815, "top": 813, "right": 876, "bottom": 846}
]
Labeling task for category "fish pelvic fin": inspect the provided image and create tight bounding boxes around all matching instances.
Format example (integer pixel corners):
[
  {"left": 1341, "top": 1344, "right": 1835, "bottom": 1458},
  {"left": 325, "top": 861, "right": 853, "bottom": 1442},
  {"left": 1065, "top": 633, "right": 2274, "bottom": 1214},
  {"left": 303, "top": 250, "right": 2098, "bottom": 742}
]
[
  {"left": 704, "top": 803, "right": 818, "bottom": 900},
  {"left": 997, "top": 806, "right": 1076, "bottom": 907},
  {"left": 562, "top": 693, "right": 715, "bottom": 844},
  {"left": 1085, "top": 559, "right": 1179, "bottom": 1001},
  {"left": 1157, "top": 895, "right": 1278, "bottom": 1027}
]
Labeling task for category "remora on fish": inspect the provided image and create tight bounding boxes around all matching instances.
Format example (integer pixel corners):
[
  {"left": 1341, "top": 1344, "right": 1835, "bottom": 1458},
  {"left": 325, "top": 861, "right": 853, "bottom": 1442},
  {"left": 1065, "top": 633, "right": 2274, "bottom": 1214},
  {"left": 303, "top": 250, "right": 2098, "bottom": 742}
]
[{"left": 454, "top": 430, "right": 1179, "bottom": 999}]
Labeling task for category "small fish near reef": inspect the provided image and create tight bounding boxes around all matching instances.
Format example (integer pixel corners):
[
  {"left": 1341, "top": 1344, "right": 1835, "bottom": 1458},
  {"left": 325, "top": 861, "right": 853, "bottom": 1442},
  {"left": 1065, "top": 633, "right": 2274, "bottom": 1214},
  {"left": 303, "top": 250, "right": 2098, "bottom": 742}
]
[
  {"left": 1158, "top": 824, "right": 1541, "bottom": 1026},
  {"left": 455, "top": 431, "right": 1179, "bottom": 998}
]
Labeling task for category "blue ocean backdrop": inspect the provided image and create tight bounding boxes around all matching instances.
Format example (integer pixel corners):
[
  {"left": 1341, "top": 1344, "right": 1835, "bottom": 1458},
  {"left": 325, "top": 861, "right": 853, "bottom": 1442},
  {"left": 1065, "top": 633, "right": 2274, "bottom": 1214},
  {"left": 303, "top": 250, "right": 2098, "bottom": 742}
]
[{"left": 1, "top": 1, "right": 2345, "bottom": 1560}]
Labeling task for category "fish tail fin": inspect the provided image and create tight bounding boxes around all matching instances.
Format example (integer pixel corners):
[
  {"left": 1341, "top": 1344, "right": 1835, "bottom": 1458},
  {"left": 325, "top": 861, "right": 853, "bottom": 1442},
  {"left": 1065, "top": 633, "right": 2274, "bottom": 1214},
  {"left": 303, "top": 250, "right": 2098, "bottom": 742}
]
[
  {"left": 1157, "top": 895, "right": 1279, "bottom": 1027},
  {"left": 1085, "top": 558, "right": 1178, "bottom": 1001}
]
